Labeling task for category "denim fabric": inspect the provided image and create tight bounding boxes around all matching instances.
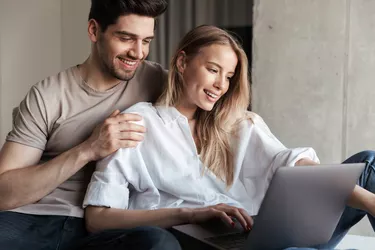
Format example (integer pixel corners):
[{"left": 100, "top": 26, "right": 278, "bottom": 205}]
[{"left": 0, "top": 212, "right": 181, "bottom": 250}]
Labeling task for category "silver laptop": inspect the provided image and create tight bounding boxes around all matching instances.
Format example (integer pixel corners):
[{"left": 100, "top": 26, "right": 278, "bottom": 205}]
[{"left": 172, "top": 163, "right": 365, "bottom": 250}]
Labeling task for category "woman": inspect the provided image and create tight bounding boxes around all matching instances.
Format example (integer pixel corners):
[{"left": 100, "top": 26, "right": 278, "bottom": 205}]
[{"left": 83, "top": 25, "right": 375, "bottom": 249}]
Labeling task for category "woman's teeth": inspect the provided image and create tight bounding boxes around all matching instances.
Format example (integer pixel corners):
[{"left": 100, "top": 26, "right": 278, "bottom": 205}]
[{"left": 204, "top": 90, "right": 218, "bottom": 99}]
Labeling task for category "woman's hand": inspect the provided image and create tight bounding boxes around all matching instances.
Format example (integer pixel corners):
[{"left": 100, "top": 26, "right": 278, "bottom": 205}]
[{"left": 184, "top": 203, "right": 253, "bottom": 231}]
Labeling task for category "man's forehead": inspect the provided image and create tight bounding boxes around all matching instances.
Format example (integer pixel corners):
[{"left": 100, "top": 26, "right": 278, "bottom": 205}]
[{"left": 110, "top": 14, "right": 155, "bottom": 38}]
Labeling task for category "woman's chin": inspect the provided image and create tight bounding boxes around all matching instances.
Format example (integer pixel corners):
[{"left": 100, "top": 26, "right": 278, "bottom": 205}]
[{"left": 199, "top": 104, "right": 215, "bottom": 112}]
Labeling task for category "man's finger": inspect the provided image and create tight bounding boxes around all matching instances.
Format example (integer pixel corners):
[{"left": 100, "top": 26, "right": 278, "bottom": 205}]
[
  {"left": 109, "top": 109, "right": 121, "bottom": 118},
  {"left": 118, "top": 122, "right": 146, "bottom": 133},
  {"left": 115, "top": 113, "right": 143, "bottom": 123},
  {"left": 118, "top": 132, "right": 144, "bottom": 142},
  {"left": 118, "top": 140, "right": 139, "bottom": 149}
]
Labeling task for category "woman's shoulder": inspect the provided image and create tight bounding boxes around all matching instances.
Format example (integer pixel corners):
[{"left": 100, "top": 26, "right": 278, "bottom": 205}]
[
  {"left": 237, "top": 111, "right": 266, "bottom": 128},
  {"left": 123, "top": 102, "right": 160, "bottom": 127},
  {"left": 237, "top": 111, "right": 274, "bottom": 137},
  {"left": 125, "top": 102, "right": 154, "bottom": 113}
]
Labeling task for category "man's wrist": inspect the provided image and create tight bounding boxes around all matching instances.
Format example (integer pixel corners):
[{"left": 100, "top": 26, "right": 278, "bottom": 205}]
[{"left": 75, "top": 141, "right": 95, "bottom": 164}]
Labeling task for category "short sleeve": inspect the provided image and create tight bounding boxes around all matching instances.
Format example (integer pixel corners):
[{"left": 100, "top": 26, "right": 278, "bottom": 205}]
[{"left": 6, "top": 86, "right": 48, "bottom": 150}]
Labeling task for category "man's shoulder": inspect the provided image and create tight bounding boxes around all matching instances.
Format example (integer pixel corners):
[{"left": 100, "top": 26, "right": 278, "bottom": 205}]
[
  {"left": 134, "top": 60, "right": 167, "bottom": 83},
  {"left": 32, "top": 66, "right": 78, "bottom": 94},
  {"left": 141, "top": 60, "right": 166, "bottom": 72}
]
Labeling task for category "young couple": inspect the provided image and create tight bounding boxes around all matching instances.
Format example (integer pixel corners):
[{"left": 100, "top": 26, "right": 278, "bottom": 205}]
[{"left": 0, "top": 1, "right": 374, "bottom": 249}]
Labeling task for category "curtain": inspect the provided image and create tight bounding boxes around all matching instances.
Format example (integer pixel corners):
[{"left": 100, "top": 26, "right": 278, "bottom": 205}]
[{"left": 149, "top": 0, "right": 253, "bottom": 68}]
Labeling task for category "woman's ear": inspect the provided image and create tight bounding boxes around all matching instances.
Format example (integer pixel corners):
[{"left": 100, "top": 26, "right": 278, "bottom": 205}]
[{"left": 176, "top": 51, "right": 187, "bottom": 74}]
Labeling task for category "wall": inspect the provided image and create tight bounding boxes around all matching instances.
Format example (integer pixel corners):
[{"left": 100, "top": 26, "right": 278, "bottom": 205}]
[
  {"left": 252, "top": 0, "right": 374, "bottom": 236},
  {"left": 0, "top": 0, "right": 91, "bottom": 145},
  {"left": 61, "top": 0, "right": 91, "bottom": 69},
  {"left": 0, "top": 0, "right": 62, "bottom": 145}
]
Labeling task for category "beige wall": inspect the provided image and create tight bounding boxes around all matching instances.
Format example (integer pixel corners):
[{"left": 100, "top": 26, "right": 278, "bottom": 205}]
[
  {"left": 0, "top": 0, "right": 62, "bottom": 144},
  {"left": 61, "top": 0, "right": 90, "bottom": 69},
  {"left": 0, "top": 0, "right": 90, "bottom": 145}
]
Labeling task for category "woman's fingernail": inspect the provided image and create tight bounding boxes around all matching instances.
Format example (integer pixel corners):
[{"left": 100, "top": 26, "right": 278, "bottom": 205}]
[
  {"left": 247, "top": 225, "right": 251, "bottom": 231},
  {"left": 231, "top": 222, "right": 235, "bottom": 227}
]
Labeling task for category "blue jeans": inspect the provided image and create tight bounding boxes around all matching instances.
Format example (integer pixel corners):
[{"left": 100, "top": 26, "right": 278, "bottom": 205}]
[
  {"left": 0, "top": 211, "right": 181, "bottom": 250},
  {"left": 286, "top": 150, "right": 375, "bottom": 250}
]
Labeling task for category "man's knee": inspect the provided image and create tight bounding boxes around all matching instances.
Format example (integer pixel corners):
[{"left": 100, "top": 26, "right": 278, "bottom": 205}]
[{"left": 344, "top": 150, "right": 375, "bottom": 166}]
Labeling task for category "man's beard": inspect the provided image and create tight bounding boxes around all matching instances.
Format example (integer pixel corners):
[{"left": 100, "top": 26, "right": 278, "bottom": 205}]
[
  {"left": 97, "top": 39, "right": 139, "bottom": 81},
  {"left": 105, "top": 62, "right": 137, "bottom": 81}
]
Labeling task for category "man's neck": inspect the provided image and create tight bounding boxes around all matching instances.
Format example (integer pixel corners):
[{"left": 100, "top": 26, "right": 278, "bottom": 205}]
[{"left": 79, "top": 56, "right": 121, "bottom": 92}]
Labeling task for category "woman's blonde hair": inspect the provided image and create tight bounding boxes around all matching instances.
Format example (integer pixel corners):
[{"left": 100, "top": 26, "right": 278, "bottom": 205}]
[{"left": 157, "top": 25, "right": 251, "bottom": 187}]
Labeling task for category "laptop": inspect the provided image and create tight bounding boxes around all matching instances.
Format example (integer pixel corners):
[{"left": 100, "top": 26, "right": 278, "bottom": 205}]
[{"left": 172, "top": 163, "right": 365, "bottom": 250}]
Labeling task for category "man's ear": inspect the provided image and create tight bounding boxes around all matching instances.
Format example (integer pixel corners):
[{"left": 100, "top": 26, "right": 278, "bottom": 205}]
[
  {"left": 88, "top": 19, "right": 100, "bottom": 43},
  {"left": 176, "top": 51, "right": 187, "bottom": 74}
]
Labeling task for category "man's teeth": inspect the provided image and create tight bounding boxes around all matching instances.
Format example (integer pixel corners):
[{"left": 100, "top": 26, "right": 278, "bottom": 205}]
[
  {"left": 205, "top": 90, "right": 218, "bottom": 98},
  {"left": 119, "top": 58, "right": 136, "bottom": 66}
]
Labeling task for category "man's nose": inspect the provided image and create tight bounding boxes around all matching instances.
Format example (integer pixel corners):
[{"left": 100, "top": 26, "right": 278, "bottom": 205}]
[{"left": 128, "top": 40, "right": 143, "bottom": 60}]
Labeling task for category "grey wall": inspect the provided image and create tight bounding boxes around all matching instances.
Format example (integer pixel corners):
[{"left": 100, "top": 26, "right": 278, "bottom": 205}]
[{"left": 252, "top": 0, "right": 374, "bottom": 236}]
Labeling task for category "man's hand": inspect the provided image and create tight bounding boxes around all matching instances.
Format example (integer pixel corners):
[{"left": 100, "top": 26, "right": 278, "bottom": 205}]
[{"left": 82, "top": 110, "right": 146, "bottom": 161}]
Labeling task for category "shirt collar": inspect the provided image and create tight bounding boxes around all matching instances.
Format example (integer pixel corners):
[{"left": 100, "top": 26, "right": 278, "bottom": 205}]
[{"left": 155, "top": 105, "right": 186, "bottom": 124}]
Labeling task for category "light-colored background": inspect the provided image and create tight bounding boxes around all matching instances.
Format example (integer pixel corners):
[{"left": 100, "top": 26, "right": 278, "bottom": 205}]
[
  {"left": 0, "top": 0, "right": 373, "bottom": 238},
  {"left": 252, "top": 0, "right": 375, "bottom": 237}
]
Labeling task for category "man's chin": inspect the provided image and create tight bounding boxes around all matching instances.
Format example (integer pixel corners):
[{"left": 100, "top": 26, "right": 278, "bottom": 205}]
[{"left": 115, "top": 70, "right": 137, "bottom": 81}]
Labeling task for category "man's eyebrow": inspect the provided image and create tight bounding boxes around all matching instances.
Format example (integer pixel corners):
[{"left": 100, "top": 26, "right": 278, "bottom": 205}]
[
  {"left": 114, "top": 31, "right": 154, "bottom": 40},
  {"left": 207, "top": 61, "right": 235, "bottom": 74}
]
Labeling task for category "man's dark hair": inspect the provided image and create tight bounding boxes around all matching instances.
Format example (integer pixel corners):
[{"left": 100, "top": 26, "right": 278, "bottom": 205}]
[{"left": 89, "top": 0, "right": 168, "bottom": 32}]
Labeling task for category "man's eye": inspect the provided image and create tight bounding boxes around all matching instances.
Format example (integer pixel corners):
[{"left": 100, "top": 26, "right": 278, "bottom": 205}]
[
  {"left": 142, "top": 39, "right": 152, "bottom": 45},
  {"left": 119, "top": 37, "right": 132, "bottom": 42}
]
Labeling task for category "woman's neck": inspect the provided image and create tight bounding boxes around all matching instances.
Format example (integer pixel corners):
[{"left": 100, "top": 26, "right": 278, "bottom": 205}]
[{"left": 175, "top": 102, "right": 197, "bottom": 121}]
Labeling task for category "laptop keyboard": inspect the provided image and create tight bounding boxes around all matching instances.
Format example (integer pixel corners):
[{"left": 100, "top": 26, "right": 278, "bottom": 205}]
[{"left": 205, "top": 232, "right": 248, "bottom": 250}]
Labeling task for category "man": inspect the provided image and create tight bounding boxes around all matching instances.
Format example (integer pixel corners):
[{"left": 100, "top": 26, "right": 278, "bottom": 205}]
[{"left": 0, "top": 0, "right": 181, "bottom": 249}]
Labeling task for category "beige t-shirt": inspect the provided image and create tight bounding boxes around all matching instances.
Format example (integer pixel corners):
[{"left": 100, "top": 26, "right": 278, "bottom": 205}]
[{"left": 6, "top": 60, "right": 167, "bottom": 218}]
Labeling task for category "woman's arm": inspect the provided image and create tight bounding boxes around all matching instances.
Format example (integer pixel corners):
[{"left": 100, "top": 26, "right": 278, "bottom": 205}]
[
  {"left": 85, "top": 204, "right": 254, "bottom": 233},
  {"left": 85, "top": 206, "right": 188, "bottom": 232}
]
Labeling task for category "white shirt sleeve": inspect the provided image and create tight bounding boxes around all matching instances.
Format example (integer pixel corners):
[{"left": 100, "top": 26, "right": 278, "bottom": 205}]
[
  {"left": 83, "top": 110, "right": 153, "bottom": 209},
  {"left": 238, "top": 112, "right": 320, "bottom": 214}
]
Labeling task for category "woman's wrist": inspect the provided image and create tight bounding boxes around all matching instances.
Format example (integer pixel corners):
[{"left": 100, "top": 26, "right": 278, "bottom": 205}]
[{"left": 178, "top": 207, "right": 193, "bottom": 224}]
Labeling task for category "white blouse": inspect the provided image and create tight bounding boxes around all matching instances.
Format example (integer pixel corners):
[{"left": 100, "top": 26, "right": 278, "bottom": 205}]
[{"left": 83, "top": 102, "right": 319, "bottom": 215}]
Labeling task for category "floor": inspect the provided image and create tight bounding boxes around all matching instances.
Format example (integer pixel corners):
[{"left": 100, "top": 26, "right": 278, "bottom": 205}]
[{"left": 336, "top": 234, "right": 375, "bottom": 250}]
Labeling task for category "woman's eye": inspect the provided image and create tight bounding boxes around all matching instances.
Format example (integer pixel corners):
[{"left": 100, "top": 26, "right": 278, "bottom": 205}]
[{"left": 208, "top": 68, "right": 218, "bottom": 73}]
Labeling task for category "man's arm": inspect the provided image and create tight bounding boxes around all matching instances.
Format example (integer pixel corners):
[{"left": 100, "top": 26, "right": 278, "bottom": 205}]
[
  {"left": 0, "top": 111, "right": 145, "bottom": 211},
  {"left": 0, "top": 141, "right": 90, "bottom": 210}
]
